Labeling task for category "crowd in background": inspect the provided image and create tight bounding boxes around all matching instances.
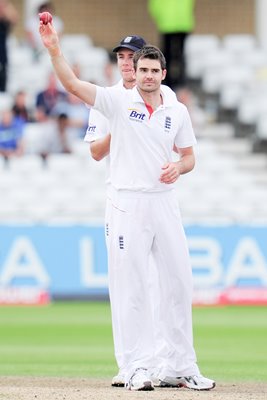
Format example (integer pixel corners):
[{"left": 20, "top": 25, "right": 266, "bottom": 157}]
[
  {"left": 0, "top": 1, "right": 98, "bottom": 164},
  {"left": 0, "top": 1, "right": 198, "bottom": 166},
  {"left": 3, "top": 0, "right": 265, "bottom": 166}
]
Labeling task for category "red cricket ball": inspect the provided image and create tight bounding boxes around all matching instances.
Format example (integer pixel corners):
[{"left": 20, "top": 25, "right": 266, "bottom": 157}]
[{"left": 39, "top": 11, "right": 53, "bottom": 25}]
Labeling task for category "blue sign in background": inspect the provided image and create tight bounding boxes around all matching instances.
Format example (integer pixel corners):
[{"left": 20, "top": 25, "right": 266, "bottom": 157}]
[
  {"left": 0, "top": 224, "right": 267, "bottom": 299},
  {"left": 0, "top": 225, "right": 108, "bottom": 297},
  {"left": 185, "top": 225, "right": 267, "bottom": 289}
]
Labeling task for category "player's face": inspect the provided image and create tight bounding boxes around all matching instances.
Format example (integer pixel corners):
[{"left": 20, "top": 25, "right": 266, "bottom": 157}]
[
  {"left": 117, "top": 49, "right": 135, "bottom": 84},
  {"left": 135, "top": 58, "right": 166, "bottom": 93}
]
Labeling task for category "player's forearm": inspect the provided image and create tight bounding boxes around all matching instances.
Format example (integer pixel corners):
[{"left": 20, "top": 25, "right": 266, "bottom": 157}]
[
  {"left": 90, "top": 134, "right": 111, "bottom": 161},
  {"left": 46, "top": 39, "right": 81, "bottom": 98},
  {"left": 40, "top": 21, "right": 96, "bottom": 106},
  {"left": 50, "top": 52, "right": 78, "bottom": 93},
  {"left": 176, "top": 153, "right": 195, "bottom": 175},
  {"left": 50, "top": 53, "right": 96, "bottom": 106}
]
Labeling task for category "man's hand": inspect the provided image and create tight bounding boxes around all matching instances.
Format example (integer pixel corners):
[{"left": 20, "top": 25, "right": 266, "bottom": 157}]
[
  {"left": 39, "top": 18, "right": 61, "bottom": 57},
  {"left": 160, "top": 146, "right": 195, "bottom": 184},
  {"left": 159, "top": 162, "right": 181, "bottom": 184}
]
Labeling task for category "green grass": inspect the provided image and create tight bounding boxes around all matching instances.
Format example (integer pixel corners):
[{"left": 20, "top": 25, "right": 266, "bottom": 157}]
[
  {"left": 0, "top": 302, "right": 266, "bottom": 382},
  {"left": 0, "top": 302, "right": 115, "bottom": 378},
  {"left": 192, "top": 306, "right": 267, "bottom": 382}
]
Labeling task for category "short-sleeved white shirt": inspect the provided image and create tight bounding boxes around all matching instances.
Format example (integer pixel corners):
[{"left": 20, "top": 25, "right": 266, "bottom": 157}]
[
  {"left": 84, "top": 82, "right": 177, "bottom": 145},
  {"left": 84, "top": 82, "right": 181, "bottom": 188},
  {"left": 84, "top": 81, "right": 124, "bottom": 185},
  {"left": 84, "top": 108, "right": 111, "bottom": 185},
  {"left": 84, "top": 80, "right": 123, "bottom": 145},
  {"left": 93, "top": 85, "right": 196, "bottom": 192}
]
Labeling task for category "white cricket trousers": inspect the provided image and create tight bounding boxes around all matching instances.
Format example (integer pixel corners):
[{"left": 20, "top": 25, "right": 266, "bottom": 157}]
[{"left": 105, "top": 188, "right": 200, "bottom": 381}]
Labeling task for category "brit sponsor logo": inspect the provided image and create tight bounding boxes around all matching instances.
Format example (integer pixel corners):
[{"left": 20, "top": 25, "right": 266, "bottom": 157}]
[
  {"left": 128, "top": 108, "right": 146, "bottom": 122},
  {"left": 86, "top": 125, "right": 96, "bottom": 134}
]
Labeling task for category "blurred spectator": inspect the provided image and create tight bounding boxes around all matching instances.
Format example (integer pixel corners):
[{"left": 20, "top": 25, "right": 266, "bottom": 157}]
[
  {"left": 56, "top": 112, "right": 71, "bottom": 153},
  {"left": 0, "top": 0, "right": 18, "bottom": 91},
  {"left": 104, "top": 51, "right": 120, "bottom": 86},
  {"left": 0, "top": 109, "right": 24, "bottom": 161},
  {"left": 63, "top": 92, "right": 88, "bottom": 140},
  {"left": 35, "top": 71, "right": 67, "bottom": 121},
  {"left": 37, "top": 114, "right": 72, "bottom": 161},
  {"left": 12, "top": 90, "right": 35, "bottom": 122},
  {"left": 51, "top": 64, "right": 88, "bottom": 141},
  {"left": 25, "top": 1, "right": 64, "bottom": 60},
  {"left": 176, "top": 87, "right": 207, "bottom": 132},
  {"left": 34, "top": 71, "right": 72, "bottom": 159},
  {"left": 148, "top": 0, "right": 195, "bottom": 90}
]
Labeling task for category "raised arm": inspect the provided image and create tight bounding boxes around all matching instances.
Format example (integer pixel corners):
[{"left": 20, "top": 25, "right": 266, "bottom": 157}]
[{"left": 39, "top": 18, "right": 96, "bottom": 106}]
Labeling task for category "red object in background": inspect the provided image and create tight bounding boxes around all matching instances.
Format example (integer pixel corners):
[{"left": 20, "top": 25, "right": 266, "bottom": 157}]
[
  {"left": 0, "top": 287, "right": 51, "bottom": 306},
  {"left": 39, "top": 11, "right": 53, "bottom": 25}
]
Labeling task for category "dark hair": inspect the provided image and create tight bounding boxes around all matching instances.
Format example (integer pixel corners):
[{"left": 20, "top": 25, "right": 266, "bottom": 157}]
[
  {"left": 38, "top": 2, "right": 54, "bottom": 13},
  {"left": 133, "top": 45, "right": 166, "bottom": 71}
]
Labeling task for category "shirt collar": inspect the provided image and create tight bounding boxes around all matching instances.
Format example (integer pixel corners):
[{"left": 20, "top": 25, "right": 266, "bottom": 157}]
[
  {"left": 116, "top": 79, "right": 124, "bottom": 88},
  {"left": 132, "top": 86, "right": 144, "bottom": 103},
  {"left": 132, "top": 85, "right": 173, "bottom": 108}
]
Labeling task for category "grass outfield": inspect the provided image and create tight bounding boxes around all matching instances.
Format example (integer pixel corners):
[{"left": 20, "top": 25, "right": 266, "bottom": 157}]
[{"left": 0, "top": 302, "right": 266, "bottom": 382}]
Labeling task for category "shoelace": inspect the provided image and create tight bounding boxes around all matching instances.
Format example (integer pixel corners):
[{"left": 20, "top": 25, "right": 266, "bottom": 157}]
[
  {"left": 128, "top": 368, "right": 148, "bottom": 385},
  {"left": 183, "top": 376, "right": 198, "bottom": 385}
]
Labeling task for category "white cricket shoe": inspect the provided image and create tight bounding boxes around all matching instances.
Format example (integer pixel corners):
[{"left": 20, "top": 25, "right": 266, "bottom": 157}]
[
  {"left": 126, "top": 368, "right": 154, "bottom": 391},
  {"left": 158, "top": 374, "right": 215, "bottom": 390},
  {"left": 111, "top": 371, "right": 125, "bottom": 387}
]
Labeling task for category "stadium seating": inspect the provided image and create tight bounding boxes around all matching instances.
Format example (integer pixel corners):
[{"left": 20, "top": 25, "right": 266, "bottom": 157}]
[
  {"left": 1, "top": 33, "right": 267, "bottom": 225},
  {"left": 74, "top": 47, "right": 109, "bottom": 85},
  {"left": 2, "top": 120, "right": 267, "bottom": 225},
  {"left": 185, "top": 34, "right": 221, "bottom": 80},
  {"left": 0, "top": 92, "right": 13, "bottom": 112},
  {"left": 253, "top": 114, "right": 267, "bottom": 153},
  {"left": 222, "top": 34, "right": 257, "bottom": 56},
  {"left": 61, "top": 33, "right": 93, "bottom": 62}
]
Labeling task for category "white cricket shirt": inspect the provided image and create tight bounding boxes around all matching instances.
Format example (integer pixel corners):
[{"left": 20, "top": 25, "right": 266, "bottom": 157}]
[
  {"left": 84, "top": 107, "right": 111, "bottom": 185},
  {"left": 84, "top": 80, "right": 123, "bottom": 144},
  {"left": 84, "top": 81, "right": 124, "bottom": 186},
  {"left": 84, "top": 83, "right": 179, "bottom": 188},
  {"left": 93, "top": 85, "right": 196, "bottom": 192}
]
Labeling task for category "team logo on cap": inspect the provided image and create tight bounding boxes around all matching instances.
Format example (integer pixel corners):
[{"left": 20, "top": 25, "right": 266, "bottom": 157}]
[{"left": 124, "top": 36, "right": 133, "bottom": 43}]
